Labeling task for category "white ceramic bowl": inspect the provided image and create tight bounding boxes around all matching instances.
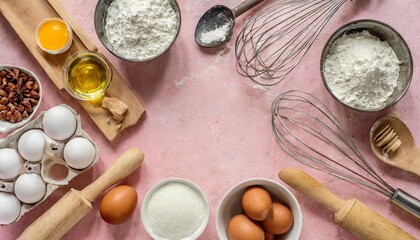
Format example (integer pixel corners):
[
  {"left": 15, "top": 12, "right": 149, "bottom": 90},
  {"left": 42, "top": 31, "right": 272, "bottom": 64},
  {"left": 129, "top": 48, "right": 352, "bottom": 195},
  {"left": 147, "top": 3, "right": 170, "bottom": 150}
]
[
  {"left": 216, "top": 178, "right": 302, "bottom": 240},
  {"left": 141, "top": 178, "right": 210, "bottom": 240},
  {"left": 0, "top": 65, "right": 42, "bottom": 133}
]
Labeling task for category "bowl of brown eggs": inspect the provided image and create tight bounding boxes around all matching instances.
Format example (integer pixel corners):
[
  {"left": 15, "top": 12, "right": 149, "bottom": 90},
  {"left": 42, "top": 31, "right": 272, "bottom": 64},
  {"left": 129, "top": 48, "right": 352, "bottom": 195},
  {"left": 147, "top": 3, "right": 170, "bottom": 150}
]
[{"left": 215, "top": 178, "right": 302, "bottom": 240}]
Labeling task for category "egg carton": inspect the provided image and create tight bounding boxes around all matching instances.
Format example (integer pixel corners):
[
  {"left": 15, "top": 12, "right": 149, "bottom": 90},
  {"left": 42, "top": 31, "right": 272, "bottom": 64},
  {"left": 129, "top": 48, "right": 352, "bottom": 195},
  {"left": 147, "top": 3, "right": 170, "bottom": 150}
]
[{"left": 0, "top": 104, "right": 99, "bottom": 225}]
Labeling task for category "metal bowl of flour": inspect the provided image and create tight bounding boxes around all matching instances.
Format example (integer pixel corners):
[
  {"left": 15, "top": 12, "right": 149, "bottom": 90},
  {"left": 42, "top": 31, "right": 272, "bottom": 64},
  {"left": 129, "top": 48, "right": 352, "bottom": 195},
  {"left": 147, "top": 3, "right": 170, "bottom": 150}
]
[
  {"left": 320, "top": 19, "right": 412, "bottom": 112},
  {"left": 94, "top": 0, "right": 181, "bottom": 62}
]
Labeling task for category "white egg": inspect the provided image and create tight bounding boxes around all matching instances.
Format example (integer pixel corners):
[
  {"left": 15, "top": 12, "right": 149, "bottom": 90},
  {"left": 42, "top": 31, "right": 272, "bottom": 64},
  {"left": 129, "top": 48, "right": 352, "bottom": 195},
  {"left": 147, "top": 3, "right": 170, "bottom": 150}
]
[
  {"left": 14, "top": 173, "right": 46, "bottom": 204},
  {"left": 43, "top": 106, "right": 77, "bottom": 140},
  {"left": 0, "top": 192, "right": 21, "bottom": 224},
  {"left": 17, "top": 129, "right": 45, "bottom": 162},
  {"left": 0, "top": 148, "right": 23, "bottom": 179},
  {"left": 63, "top": 137, "right": 96, "bottom": 169}
]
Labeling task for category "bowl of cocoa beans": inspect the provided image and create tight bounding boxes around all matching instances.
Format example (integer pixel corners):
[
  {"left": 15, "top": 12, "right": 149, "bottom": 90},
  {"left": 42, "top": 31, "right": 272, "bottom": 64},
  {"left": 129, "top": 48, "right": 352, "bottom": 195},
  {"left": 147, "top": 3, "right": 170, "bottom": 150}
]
[{"left": 0, "top": 65, "right": 42, "bottom": 133}]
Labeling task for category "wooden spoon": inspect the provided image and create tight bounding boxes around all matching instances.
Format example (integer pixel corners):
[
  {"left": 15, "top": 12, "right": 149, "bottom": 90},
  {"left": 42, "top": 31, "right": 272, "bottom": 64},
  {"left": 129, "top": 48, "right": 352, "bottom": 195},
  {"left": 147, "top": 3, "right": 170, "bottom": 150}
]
[{"left": 370, "top": 115, "right": 420, "bottom": 176}]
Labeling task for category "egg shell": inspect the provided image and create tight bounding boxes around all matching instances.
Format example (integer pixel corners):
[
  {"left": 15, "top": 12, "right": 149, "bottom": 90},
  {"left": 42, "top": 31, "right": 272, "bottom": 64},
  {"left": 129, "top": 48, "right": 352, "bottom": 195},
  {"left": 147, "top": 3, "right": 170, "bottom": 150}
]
[
  {"left": 227, "top": 214, "right": 265, "bottom": 240},
  {"left": 14, "top": 173, "right": 47, "bottom": 204},
  {"left": 36, "top": 18, "right": 73, "bottom": 55},
  {"left": 262, "top": 202, "right": 293, "bottom": 235},
  {"left": 17, "top": 129, "right": 45, "bottom": 162},
  {"left": 242, "top": 186, "right": 272, "bottom": 221},
  {"left": 0, "top": 192, "right": 21, "bottom": 225},
  {"left": 0, "top": 104, "right": 99, "bottom": 225},
  {"left": 63, "top": 137, "right": 96, "bottom": 169},
  {"left": 43, "top": 106, "right": 77, "bottom": 140},
  {"left": 0, "top": 148, "right": 23, "bottom": 179},
  {"left": 100, "top": 185, "right": 138, "bottom": 224}
]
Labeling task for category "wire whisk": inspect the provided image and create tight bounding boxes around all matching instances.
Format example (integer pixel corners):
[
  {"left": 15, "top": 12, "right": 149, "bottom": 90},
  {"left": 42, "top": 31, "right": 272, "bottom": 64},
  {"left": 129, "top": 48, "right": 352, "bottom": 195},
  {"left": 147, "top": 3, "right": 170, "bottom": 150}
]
[
  {"left": 236, "top": 0, "right": 346, "bottom": 86},
  {"left": 272, "top": 90, "right": 420, "bottom": 220}
]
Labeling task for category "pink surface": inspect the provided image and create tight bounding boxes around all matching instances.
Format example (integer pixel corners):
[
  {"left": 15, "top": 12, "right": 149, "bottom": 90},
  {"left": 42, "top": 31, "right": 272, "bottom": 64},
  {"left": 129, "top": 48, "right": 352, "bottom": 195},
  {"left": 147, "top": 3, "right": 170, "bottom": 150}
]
[{"left": 0, "top": 0, "right": 419, "bottom": 239}]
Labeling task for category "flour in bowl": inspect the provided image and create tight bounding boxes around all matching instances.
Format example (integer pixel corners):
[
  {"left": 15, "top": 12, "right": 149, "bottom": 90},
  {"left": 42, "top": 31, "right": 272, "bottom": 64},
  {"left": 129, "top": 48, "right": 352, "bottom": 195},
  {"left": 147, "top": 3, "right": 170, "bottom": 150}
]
[
  {"left": 104, "top": 0, "right": 178, "bottom": 60},
  {"left": 323, "top": 30, "right": 400, "bottom": 110}
]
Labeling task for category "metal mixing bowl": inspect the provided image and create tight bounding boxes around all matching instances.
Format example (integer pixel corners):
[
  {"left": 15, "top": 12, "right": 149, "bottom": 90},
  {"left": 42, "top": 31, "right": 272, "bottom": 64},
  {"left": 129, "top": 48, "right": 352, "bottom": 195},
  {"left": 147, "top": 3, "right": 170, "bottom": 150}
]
[
  {"left": 94, "top": 0, "right": 181, "bottom": 62},
  {"left": 320, "top": 19, "right": 413, "bottom": 112}
]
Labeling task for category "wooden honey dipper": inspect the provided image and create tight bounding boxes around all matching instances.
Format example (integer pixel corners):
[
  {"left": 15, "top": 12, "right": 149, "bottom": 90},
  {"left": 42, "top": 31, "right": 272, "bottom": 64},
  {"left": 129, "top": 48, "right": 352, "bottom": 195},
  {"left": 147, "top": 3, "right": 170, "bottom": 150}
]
[{"left": 373, "top": 124, "right": 402, "bottom": 153}]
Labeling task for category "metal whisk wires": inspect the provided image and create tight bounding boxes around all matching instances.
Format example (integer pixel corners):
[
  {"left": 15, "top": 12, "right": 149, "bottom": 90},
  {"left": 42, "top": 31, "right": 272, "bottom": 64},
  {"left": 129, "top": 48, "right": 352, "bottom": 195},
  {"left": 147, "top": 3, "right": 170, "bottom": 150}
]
[
  {"left": 272, "top": 90, "right": 420, "bottom": 219},
  {"left": 271, "top": 90, "right": 395, "bottom": 197},
  {"left": 236, "top": 0, "right": 346, "bottom": 86}
]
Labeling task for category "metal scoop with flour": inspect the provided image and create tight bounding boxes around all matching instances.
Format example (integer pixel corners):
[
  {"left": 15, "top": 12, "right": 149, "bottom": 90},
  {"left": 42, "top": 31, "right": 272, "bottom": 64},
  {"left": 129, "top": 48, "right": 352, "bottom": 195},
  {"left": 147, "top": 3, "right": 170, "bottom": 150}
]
[{"left": 195, "top": 0, "right": 265, "bottom": 48}]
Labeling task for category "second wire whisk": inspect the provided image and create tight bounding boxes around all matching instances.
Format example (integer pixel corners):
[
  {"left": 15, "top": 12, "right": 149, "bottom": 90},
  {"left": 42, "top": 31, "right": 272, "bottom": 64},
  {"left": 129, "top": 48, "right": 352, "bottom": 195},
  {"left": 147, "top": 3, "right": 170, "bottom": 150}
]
[
  {"left": 236, "top": 0, "right": 346, "bottom": 85},
  {"left": 271, "top": 90, "right": 420, "bottom": 220}
]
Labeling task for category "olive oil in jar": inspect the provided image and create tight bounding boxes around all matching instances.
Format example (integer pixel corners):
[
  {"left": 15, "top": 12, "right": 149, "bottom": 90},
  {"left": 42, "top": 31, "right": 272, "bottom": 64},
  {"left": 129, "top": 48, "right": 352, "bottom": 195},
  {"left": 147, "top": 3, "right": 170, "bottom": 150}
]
[{"left": 63, "top": 51, "right": 112, "bottom": 100}]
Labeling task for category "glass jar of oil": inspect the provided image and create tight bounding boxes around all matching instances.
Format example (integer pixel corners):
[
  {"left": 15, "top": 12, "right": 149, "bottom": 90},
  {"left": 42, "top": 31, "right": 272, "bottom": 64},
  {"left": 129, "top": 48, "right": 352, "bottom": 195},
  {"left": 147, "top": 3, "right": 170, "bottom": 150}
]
[{"left": 62, "top": 51, "right": 112, "bottom": 100}]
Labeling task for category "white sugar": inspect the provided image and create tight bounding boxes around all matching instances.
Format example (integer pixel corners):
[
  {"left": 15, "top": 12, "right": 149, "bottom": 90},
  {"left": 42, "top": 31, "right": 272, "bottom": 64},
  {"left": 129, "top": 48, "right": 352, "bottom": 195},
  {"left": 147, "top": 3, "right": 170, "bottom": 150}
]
[{"left": 146, "top": 182, "right": 205, "bottom": 239}]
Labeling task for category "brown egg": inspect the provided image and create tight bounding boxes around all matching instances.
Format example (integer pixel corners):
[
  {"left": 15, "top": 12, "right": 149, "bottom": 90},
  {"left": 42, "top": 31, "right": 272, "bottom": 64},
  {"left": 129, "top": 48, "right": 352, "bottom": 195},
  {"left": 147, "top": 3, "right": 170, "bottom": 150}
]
[
  {"left": 99, "top": 185, "right": 138, "bottom": 224},
  {"left": 262, "top": 202, "right": 293, "bottom": 235},
  {"left": 264, "top": 232, "right": 275, "bottom": 240},
  {"left": 227, "top": 214, "right": 265, "bottom": 240},
  {"left": 242, "top": 186, "right": 272, "bottom": 221}
]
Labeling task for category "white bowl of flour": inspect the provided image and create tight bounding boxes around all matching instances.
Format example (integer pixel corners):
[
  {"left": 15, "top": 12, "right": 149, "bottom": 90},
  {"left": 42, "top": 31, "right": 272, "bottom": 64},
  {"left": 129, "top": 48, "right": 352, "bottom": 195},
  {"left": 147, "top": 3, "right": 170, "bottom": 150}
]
[
  {"left": 94, "top": 0, "right": 181, "bottom": 62},
  {"left": 321, "top": 19, "right": 412, "bottom": 112}
]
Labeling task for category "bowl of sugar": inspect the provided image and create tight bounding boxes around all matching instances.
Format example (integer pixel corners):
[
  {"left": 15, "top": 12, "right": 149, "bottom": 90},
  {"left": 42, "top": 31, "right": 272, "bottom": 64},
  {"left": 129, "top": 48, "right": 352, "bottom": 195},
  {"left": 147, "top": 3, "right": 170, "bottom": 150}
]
[
  {"left": 94, "top": 0, "right": 181, "bottom": 62},
  {"left": 320, "top": 19, "right": 413, "bottom": 112},
  {"left": 141, "top": 178, "right": 210, "bottom": 239}
]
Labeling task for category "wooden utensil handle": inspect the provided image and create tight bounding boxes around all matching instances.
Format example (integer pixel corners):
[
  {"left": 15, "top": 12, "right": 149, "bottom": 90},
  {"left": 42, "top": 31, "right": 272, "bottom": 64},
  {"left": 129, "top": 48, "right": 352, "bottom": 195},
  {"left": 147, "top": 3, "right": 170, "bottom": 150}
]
[
  {"left": 279, "top": 168, "right": 415, "bottom": 240},
  {"left": 18, "top": 189, "right": 92, "bottom": 240},
  {"left": 278, "top": 168, "right": 345, "bottom": 212},
  {"left": 336, "top": 198, "right": 415, "bottom": 240},
  {"left": 81, "top": 148, "right": 144, "bottom": 202},
  {"left": 233, "top": 0, "right": 265, "bottom": 18}
]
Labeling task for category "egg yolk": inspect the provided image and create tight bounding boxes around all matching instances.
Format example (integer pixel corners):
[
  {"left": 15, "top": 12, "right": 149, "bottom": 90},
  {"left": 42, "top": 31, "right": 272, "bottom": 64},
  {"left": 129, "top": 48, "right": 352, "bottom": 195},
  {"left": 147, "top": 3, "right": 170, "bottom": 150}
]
[{"left": 38, "top": 20, "right": 70, "bottom": 50}]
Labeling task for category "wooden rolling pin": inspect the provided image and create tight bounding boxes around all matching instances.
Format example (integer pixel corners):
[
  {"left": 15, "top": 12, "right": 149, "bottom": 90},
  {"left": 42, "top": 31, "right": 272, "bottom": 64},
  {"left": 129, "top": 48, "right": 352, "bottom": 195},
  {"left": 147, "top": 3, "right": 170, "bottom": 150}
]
[
  {"left": 278, "top": 168, "right": 415, "bottom": 240},
  {"left": 18, "top": 148, "right": 144, "bottom": 240}
]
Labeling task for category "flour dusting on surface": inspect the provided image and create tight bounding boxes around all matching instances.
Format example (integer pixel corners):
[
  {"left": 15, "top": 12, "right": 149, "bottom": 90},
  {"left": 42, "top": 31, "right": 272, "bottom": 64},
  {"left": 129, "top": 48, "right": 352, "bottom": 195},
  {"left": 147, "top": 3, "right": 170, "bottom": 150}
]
[
  {"left": 252, "top": 84, "right": 267, "bottom": 91},
  {"left": 175, "top": 76, "right": 195, "bottom": 88},
  {"left": 105, "top": 0, "right": 178, "bottom": 60},
  {"left": 214, "top": 47, "right": 230, "bottom": 62},
  {"left": 323, "top": 31, "right": 400, "bottom": 110}
]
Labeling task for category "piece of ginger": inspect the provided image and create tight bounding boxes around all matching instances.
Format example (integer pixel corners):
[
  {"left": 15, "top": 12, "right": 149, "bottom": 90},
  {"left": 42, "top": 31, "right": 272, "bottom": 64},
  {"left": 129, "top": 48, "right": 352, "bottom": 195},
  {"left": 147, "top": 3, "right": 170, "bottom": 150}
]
[{"left": 102, "top": 97, "right": 128, "bottom": 122}]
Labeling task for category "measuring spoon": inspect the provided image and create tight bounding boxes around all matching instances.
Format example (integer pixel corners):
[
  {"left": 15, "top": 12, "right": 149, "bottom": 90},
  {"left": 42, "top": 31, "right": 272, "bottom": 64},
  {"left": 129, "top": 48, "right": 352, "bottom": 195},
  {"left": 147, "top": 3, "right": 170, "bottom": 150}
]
[
  {"left": 195, "top": 0, "right": 265, "bottom": 48},
  {"left": 370, "top": 115, "right": 420, "bottom": 177}
]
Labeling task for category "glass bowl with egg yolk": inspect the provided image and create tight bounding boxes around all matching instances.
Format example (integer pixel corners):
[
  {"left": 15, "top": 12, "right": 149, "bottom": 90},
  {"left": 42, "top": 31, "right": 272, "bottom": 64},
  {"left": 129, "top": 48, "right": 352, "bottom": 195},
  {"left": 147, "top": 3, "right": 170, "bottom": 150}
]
[
  {"left": 62, "top": 50, "right": 112, "bottom": 101},
  {"left": 36, "top": 18, "right": 73, "bottom": 54}
]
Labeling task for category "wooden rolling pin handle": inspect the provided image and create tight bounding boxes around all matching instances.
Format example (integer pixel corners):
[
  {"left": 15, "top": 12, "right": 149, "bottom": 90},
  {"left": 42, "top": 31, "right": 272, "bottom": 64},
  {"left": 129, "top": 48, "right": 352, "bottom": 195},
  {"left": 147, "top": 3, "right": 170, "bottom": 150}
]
[
  {"left": 279, "top": 168, "right": 415, "bottom": 240},
  {"left": 81, "top": 148, "right": 144, "bottom": 202},
  {"left": 278, "top": 168, "right": 346, "bottom": 212}
]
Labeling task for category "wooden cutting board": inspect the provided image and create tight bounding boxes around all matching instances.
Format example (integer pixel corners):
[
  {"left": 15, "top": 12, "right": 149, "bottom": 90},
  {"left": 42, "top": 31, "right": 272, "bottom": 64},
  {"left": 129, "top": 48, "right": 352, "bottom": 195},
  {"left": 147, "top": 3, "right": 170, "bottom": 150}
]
[{"left": 0, "top": 0, "right": 145, "bottom": 142}]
